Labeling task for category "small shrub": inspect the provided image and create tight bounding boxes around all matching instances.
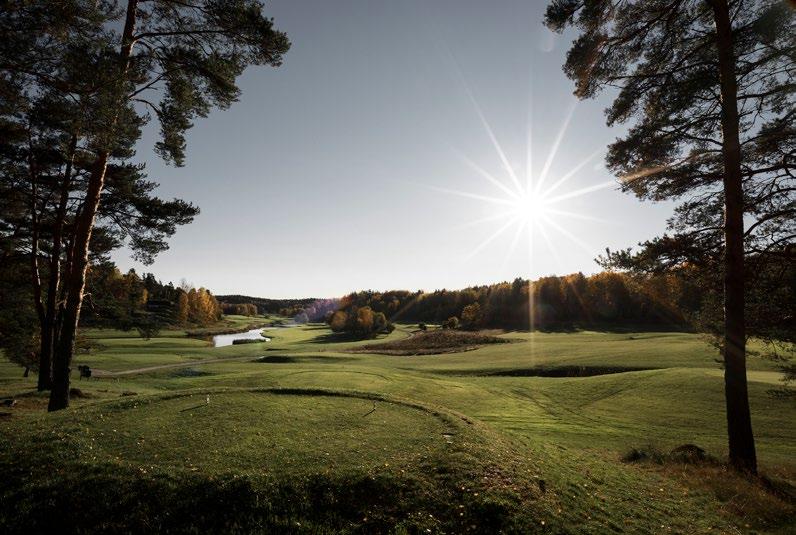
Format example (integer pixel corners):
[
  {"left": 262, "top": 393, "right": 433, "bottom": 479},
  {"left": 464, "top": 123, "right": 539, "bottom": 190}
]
[
  {"left": 621, "top": 445, "right": 665, "bottom": 464},
  {"left": 670, "top": 444, "right": 710, "bottom": 463},
  {"left": 622, "top": 444, "right": 715, "bottom": 465}
]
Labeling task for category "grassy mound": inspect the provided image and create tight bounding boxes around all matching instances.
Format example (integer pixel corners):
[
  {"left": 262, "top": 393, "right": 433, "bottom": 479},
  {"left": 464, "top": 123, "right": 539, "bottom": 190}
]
[
  {"left": 354, "top": 330, "right": 511, "bottom": 355},
  {"left": 0, "top": 388, "right": 555, "bottom": 533}
]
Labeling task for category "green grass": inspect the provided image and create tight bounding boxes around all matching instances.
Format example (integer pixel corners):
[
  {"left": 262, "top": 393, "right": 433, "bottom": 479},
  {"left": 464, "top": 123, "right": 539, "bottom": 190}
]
[{"left": 1, "top": 321, "right": 794, "bottom": 533}]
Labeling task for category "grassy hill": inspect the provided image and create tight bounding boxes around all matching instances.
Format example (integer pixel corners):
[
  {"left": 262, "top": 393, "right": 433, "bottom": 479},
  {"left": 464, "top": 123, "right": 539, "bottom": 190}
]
[{"left": 1, "top": 318, "right": 793, "bottom": 533}]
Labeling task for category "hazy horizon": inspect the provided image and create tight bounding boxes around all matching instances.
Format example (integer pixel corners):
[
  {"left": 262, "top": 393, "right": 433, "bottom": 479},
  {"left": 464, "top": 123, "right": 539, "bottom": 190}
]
[{"left": 111, "top": 0, "right": 677, "bottom": 298}]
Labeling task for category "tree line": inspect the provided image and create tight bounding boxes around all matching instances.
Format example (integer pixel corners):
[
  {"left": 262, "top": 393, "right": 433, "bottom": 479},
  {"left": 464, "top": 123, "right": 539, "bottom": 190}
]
[
  {"left": 1, "top": 261, "right": 223, "bottom": 374},
  {"left": 281, "top": 299, "right": 341, "bottom": 323},
  {"left": 216, "top": 295, "right": 340, "bottom": 322},
  {"left": 220, "top": 303, "right": 258, "bottom": 317},
  {"left": 84, "top": 268, "right": 221, "bottom": 330},
  {"left": 335, "top": 271, "right": 697, "bottom": 331}
]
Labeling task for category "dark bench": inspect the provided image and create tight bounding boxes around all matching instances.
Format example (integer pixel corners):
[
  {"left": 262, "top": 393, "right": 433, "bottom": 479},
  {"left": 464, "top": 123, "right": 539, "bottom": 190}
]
[{"left": 77, "top": 365, "right": 92, "bottom": 380}]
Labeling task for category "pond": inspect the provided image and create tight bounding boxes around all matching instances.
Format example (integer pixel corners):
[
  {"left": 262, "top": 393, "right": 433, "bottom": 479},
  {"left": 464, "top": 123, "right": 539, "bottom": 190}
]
[{"left": 212, "top": 328, "right": 271, "bottom": 347}]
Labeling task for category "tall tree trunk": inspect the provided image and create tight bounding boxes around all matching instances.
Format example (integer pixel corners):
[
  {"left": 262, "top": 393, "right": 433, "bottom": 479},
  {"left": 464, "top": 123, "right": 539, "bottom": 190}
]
[
  {"left": 28, "top": 151, "right": 50, "bottom": 391},
  {"left": 40, "top": 135, "right": 77, "bottom": 393},
  {"left": 48, "top": 156, "right": 108, "bottom": 411},
  {"left": 711, "top": 0, "right": 757, "bottom": 474},
  {"left": 37, "top": 318, "right": 53, "bottom": 391},
  {"left": 48, "top": 0, "right": 139, "bottom": 411}
]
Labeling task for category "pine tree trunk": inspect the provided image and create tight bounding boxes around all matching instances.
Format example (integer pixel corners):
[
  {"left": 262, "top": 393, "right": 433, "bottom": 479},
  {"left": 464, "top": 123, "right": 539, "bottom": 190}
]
[
  {"left": 37, "top": 322, "right": 53, "bottom": 391},
  {"left": 711, "top": 0, "right": 757, "bottom": 474},
  {"left": 29, "top": 162, "right": 51, "bottom": 391},
  {"left": 48, "top": 0, "right": 139, "bottom": 411},
  {"left": 36, "top": 136, "right": 76, "bottom": 393},
  {"left": 39, "top": 135, "right": 76, "bottom": 393},
  {"left": 48, "top": 155, "right": 109, "bottom": 411}
]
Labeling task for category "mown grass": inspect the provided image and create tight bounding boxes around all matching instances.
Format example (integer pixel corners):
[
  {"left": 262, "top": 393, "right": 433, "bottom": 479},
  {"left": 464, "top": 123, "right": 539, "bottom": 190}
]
[{"left": 0, "top": 320, "right": 793, "bottom": 533}]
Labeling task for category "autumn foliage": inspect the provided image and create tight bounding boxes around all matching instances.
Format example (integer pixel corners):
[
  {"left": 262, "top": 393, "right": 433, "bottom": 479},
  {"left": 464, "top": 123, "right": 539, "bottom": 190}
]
[{"left": 335, "top": 271, "right": 695, "bottom": 331}]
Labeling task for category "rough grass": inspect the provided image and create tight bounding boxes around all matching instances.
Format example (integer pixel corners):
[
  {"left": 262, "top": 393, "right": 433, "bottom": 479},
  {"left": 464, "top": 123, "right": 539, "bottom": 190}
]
[
  {"left": 352, "top": 329, "right": 512, "bottom": 355},
  {"left": 620, "top": 444, "right": 795, "bottom": 533}
]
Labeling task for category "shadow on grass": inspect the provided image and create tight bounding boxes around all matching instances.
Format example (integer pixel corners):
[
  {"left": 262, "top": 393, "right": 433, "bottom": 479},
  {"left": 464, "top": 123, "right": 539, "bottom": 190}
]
[
  {"left": 306, "top": 332, "right": 371, "bottom": 345},
  {"left": 441, "top": 365, "right": 658, "bottom": 378},
  {"left": 179, "top": 403, "right": 208, "bottom": 413},
  {"left": 0, "top": 461, "right": 545, "bottom": 535},
  {"left": 301, "top": 325, "right": 330, "bottom": 331},
  {"left": 252, "top": 355, "right": 356, "bottom": 364},
  {"left": 500, "top": 322, "right": 695, "bottom": 334}
]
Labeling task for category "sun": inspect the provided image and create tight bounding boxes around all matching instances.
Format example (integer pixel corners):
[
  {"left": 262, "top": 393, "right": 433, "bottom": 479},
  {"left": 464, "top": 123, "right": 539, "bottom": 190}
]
[{"left": 513, "top": 189, "right": 550, "bottom": 225}]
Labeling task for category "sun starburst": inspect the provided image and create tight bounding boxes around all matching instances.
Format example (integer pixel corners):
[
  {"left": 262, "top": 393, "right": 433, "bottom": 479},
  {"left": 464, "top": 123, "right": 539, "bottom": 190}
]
[{"left": 438, "top": 88, "right": 614, "bottom": 266}]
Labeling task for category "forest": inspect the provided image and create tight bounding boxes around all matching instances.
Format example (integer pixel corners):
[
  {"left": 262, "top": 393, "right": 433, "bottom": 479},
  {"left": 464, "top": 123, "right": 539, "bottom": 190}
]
[{"left": 332, "top": 262, "right": 793, "bottom": 336}]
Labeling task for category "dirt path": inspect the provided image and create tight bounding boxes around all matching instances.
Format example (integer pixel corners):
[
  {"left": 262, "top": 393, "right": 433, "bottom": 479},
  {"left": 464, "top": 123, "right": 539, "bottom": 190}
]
[{"left": 92, "top": 356, "right": 255, "bottom": 377}]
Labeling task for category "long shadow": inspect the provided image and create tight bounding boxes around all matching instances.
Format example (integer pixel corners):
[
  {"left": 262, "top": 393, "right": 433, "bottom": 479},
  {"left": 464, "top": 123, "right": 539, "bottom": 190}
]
[
  {"left": 253, "top": 355, "right": 356, "bottom": 364},
  {"left": 512, "top": 322, "right": 695, "bottom": 334},
  {"left": 306, "top": 332, "right": 368, "bottom": 345},
  {"left": 179, "top": 403, "right": 208, "bottom": 413},
  {"left": 438, "top": 365, "right": 658, "bottom": 378}
]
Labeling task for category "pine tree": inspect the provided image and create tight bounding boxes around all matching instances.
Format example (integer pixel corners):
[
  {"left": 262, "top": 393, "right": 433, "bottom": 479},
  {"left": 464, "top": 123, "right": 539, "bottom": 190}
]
[{"left": 545, "top": 0, "right": 795, "bottom": 473}]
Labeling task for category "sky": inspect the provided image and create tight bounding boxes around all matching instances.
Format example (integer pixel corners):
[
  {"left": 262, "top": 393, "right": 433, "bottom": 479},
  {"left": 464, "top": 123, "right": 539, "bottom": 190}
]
[{"left": 112, "top": 0, "right": 677, "bottom": 298}]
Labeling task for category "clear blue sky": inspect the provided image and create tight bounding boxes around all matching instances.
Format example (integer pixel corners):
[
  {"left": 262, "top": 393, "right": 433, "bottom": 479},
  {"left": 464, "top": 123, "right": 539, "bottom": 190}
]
[{"left": 113, "top": 0, "right": 675, "bottom": 298}]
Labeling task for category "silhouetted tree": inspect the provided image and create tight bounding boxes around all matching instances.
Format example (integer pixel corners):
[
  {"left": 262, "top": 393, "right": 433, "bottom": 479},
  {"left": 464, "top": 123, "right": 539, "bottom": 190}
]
[
  {"left": 545, "top": 0, "right": 795, "bottom": 473},
  {"left": 0, "top": 0, "right": 290, "bottom": 411}
]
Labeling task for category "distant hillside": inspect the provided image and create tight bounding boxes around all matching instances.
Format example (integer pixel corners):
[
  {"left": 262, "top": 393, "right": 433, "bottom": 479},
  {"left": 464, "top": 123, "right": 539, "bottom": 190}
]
[{"left": 215, "top": 295, "right": 318, "bottom": 314}]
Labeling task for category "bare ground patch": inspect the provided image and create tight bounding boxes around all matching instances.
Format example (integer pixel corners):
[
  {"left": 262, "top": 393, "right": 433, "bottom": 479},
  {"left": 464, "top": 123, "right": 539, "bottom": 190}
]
[{"left": 350, "top": 330, "right": 512, "bottom": 356}]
